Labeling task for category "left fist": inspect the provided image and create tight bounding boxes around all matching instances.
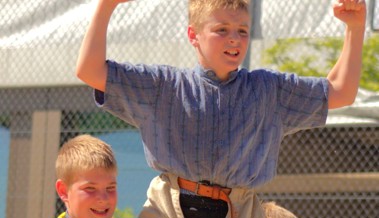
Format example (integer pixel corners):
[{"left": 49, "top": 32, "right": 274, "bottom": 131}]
[{"left": 333, "top": 0, "right": 366, "bottom": 28}]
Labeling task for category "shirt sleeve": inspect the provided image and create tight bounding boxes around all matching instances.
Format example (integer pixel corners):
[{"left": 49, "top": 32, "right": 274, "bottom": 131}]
[
  {"left": 94, "top": 60, "right": 168, "bottom": 127},
  {"left": 274, "top": 72, "right": 329, "bottom": 135}
]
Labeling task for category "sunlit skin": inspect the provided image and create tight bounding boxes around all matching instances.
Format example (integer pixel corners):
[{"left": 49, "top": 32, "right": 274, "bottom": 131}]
[
  {"left": 188, "top": 8, "right": 251, "bottom": 81},
  {"left": 56, "top": 168, "right": 117, "bottom": 218}
]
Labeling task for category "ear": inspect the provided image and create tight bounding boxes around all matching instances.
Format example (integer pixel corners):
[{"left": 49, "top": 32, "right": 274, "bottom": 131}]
[
  {"left": 56, "top": 179, "right": 69, "bottom": 202},
  {"left": 187, "top": 25, "right": 199, "bottom": 47}
]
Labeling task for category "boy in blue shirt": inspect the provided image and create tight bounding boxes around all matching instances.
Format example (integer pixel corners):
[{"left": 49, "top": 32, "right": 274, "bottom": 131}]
[{"left": 75, "top": 0, "right": 366, "bottom": 217}]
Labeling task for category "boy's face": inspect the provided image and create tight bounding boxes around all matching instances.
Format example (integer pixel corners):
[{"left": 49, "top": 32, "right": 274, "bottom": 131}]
[
  {"left": 188, "top": 8, "right": 251, "bottom": 80},
  {"left": 56, "top": 168, "right": 117, "bottom": 218}
]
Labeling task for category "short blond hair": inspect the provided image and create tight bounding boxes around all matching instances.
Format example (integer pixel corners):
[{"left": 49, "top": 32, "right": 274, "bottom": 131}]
[
  {"left": 56, "top": 134, "right": 117, "bottom": 186},
  {"left": 262, "top": 202, "right": 298, "bottom": 218},
  {"left": 188, "top": 0, "right": 250, "bottom": 30}
]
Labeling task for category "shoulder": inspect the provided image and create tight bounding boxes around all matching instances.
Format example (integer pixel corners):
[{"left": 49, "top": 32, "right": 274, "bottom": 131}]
[
  {"left": 107, "top": 60, "right": 192, "bottom": 82},
  {"left": 239, "top": 67, "right": 284, "bottom": 79},
  {"left": 237, "top": 68, "right": 286, "bottom": 87},
  {"left": 108, "top": 60, "right": 181, "bottom": 74},
  {"left": 240, "top": 68, "right": 325, "bottom": 87}
]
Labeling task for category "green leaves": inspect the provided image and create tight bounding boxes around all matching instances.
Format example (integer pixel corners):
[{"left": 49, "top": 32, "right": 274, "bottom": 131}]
[
  {"left": 262, "top": 34, "right": 379, "bottom": 91},
  {"left": 113, "top": 207, "right": 135, "bottom": 218}
]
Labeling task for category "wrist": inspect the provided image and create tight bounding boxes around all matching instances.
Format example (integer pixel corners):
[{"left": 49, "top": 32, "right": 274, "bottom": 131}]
[
  {"left": 97, "top": 0, "right": 119, "bottom": 13},
  {"left": 346, "top": 24, "right": 365, "bottom": 33}
]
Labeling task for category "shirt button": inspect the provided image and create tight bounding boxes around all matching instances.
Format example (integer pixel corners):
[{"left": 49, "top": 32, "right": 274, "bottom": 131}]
[{"left": 206, "top": 71, "right": 215, "bottom": 76}]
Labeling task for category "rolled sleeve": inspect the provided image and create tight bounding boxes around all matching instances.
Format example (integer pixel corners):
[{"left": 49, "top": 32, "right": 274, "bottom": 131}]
[{"left": 277, "top": 73, "right": 329, "bottom": 135}]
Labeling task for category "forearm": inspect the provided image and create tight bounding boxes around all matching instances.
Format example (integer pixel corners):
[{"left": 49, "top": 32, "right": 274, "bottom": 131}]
[
  {"left": 327, "top": 26, "right": 365, "bottom": 109},
  {"left": 76, "top": 0, "right": 119, "bottom": 92}
]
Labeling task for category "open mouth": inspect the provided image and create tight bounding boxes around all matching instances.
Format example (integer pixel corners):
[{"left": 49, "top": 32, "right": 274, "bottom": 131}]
[
  {"left": 225, "top": 50, "right": 239, "bottom": 57},
  {"left": 91, "top": 208, "right": 109, "bottom": 215}
]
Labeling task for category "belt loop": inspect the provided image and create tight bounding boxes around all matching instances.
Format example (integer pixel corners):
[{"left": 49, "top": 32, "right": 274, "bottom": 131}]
[{"left": 211, "top": 185, "right": 221, "bottom": 200}]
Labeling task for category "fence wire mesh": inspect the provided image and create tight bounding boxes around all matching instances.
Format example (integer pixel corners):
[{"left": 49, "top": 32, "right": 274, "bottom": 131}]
[{"left": 1, "top": 0, "right": 378, "bottom": 218}]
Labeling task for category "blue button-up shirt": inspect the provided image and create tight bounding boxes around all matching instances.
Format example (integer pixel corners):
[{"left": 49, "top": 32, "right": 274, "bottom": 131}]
[{"left": 95, "top": 60, "right": 328, "bottom": 188}]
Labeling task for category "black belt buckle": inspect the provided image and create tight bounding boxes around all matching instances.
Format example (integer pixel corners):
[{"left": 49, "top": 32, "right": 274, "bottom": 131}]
[{"left": 199, "top": 180, "right": 212, "bottom": 186}]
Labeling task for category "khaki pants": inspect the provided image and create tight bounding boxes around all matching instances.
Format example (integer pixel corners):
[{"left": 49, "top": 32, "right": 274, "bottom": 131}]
[{"left": 139, "top": 173, "right": 265, "bottom": 218}]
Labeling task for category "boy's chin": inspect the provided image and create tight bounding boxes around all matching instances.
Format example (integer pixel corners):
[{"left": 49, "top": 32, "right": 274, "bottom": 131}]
[
  {"left": 224, "top": 61, "right": 242, "bottom": 71},
  {"left": 226, "top": 66, "right": 240, "bottom": 73}
]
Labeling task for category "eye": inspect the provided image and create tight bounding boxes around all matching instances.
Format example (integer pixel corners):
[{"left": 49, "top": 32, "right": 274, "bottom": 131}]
[
  {"left": 239, "top": 29, "right": 248, "bottom": 36},
  {"left": 84, "top": 186, "right": 96, "bottom": 192},
  {"left": 107, "top": 185, "right": 117, "bottom": 192},
  {"left": 216, "top": 27, "right": 228, "bottom": 34}
]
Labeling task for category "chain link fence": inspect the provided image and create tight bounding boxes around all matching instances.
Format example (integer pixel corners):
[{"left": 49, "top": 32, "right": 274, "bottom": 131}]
[{"left": 1, "top": 0, "right": 378, "bottom": 218}]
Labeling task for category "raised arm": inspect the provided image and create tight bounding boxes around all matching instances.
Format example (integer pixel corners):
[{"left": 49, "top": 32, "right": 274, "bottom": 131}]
[
  {"left": 76, "top": 0, "right": 131, "bottom": 92},
  {"left": 327, "top": 0, "right": 366, "bottom": 109}
]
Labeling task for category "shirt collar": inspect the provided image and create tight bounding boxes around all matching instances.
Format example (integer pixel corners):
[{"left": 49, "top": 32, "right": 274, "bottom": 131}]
[
  {"left": 65, "top": 211, "right": 70, "bottom": 218},
  {"left": 194, "top": 64, "right": 239, "bottom": 84}
]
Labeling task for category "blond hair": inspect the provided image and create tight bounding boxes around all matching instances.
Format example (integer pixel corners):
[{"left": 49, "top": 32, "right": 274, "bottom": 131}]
[
  {"left": 188, "top": 0, "right": 250, "bottom": 30},
  {"left": 56, "top": 134, "right": 117, "bottom": 186},
  {"left": 262, "top": 202, "right": 298, "bottom": 218}
]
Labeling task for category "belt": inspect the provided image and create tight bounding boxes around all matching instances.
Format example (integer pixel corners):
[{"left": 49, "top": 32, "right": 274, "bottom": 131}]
[{"left": 178, "top": 177, "right": 234, "bottom": 218}]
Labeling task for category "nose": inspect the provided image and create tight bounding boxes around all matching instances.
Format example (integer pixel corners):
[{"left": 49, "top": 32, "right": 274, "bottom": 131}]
[
  {"left": 229, "top": 31, "right": 240, "bottom": 44},
  {"left": 97, "top": 190, "right": 110, "bottom": 202}
]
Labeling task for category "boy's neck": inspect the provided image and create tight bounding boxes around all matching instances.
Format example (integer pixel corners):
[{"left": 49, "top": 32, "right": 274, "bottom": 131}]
[{"left": 197, "top": 64, "right": 239, "bottom": 82}]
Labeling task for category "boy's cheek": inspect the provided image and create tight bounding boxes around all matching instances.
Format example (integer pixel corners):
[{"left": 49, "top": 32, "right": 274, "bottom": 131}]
[{"left": 110, "top": 192, "right": 118, "bottom": 204}]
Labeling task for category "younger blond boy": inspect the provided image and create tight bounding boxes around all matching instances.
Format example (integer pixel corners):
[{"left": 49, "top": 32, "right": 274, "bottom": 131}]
[{"left": 55, "top": 134, "right": 118, "bottom": 218}]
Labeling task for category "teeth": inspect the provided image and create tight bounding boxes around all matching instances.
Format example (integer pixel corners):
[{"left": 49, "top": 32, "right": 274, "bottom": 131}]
[
  {"left": 226, "top": 50, "right": 238, "bottom": 56},
  {"left": 91, "top": 208, "right": 108, "bottom": 214}
]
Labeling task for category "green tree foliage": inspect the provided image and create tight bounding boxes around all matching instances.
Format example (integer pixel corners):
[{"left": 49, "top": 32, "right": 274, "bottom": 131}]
[
  {"left": 0, "top": 115, "right": 10, "bottom": 128},
  {"left": 262, "top": 34, "right": 379, "bottom": 91},
  {"left": 113, "top": 207, "right": 135, "bottom": 218}
]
